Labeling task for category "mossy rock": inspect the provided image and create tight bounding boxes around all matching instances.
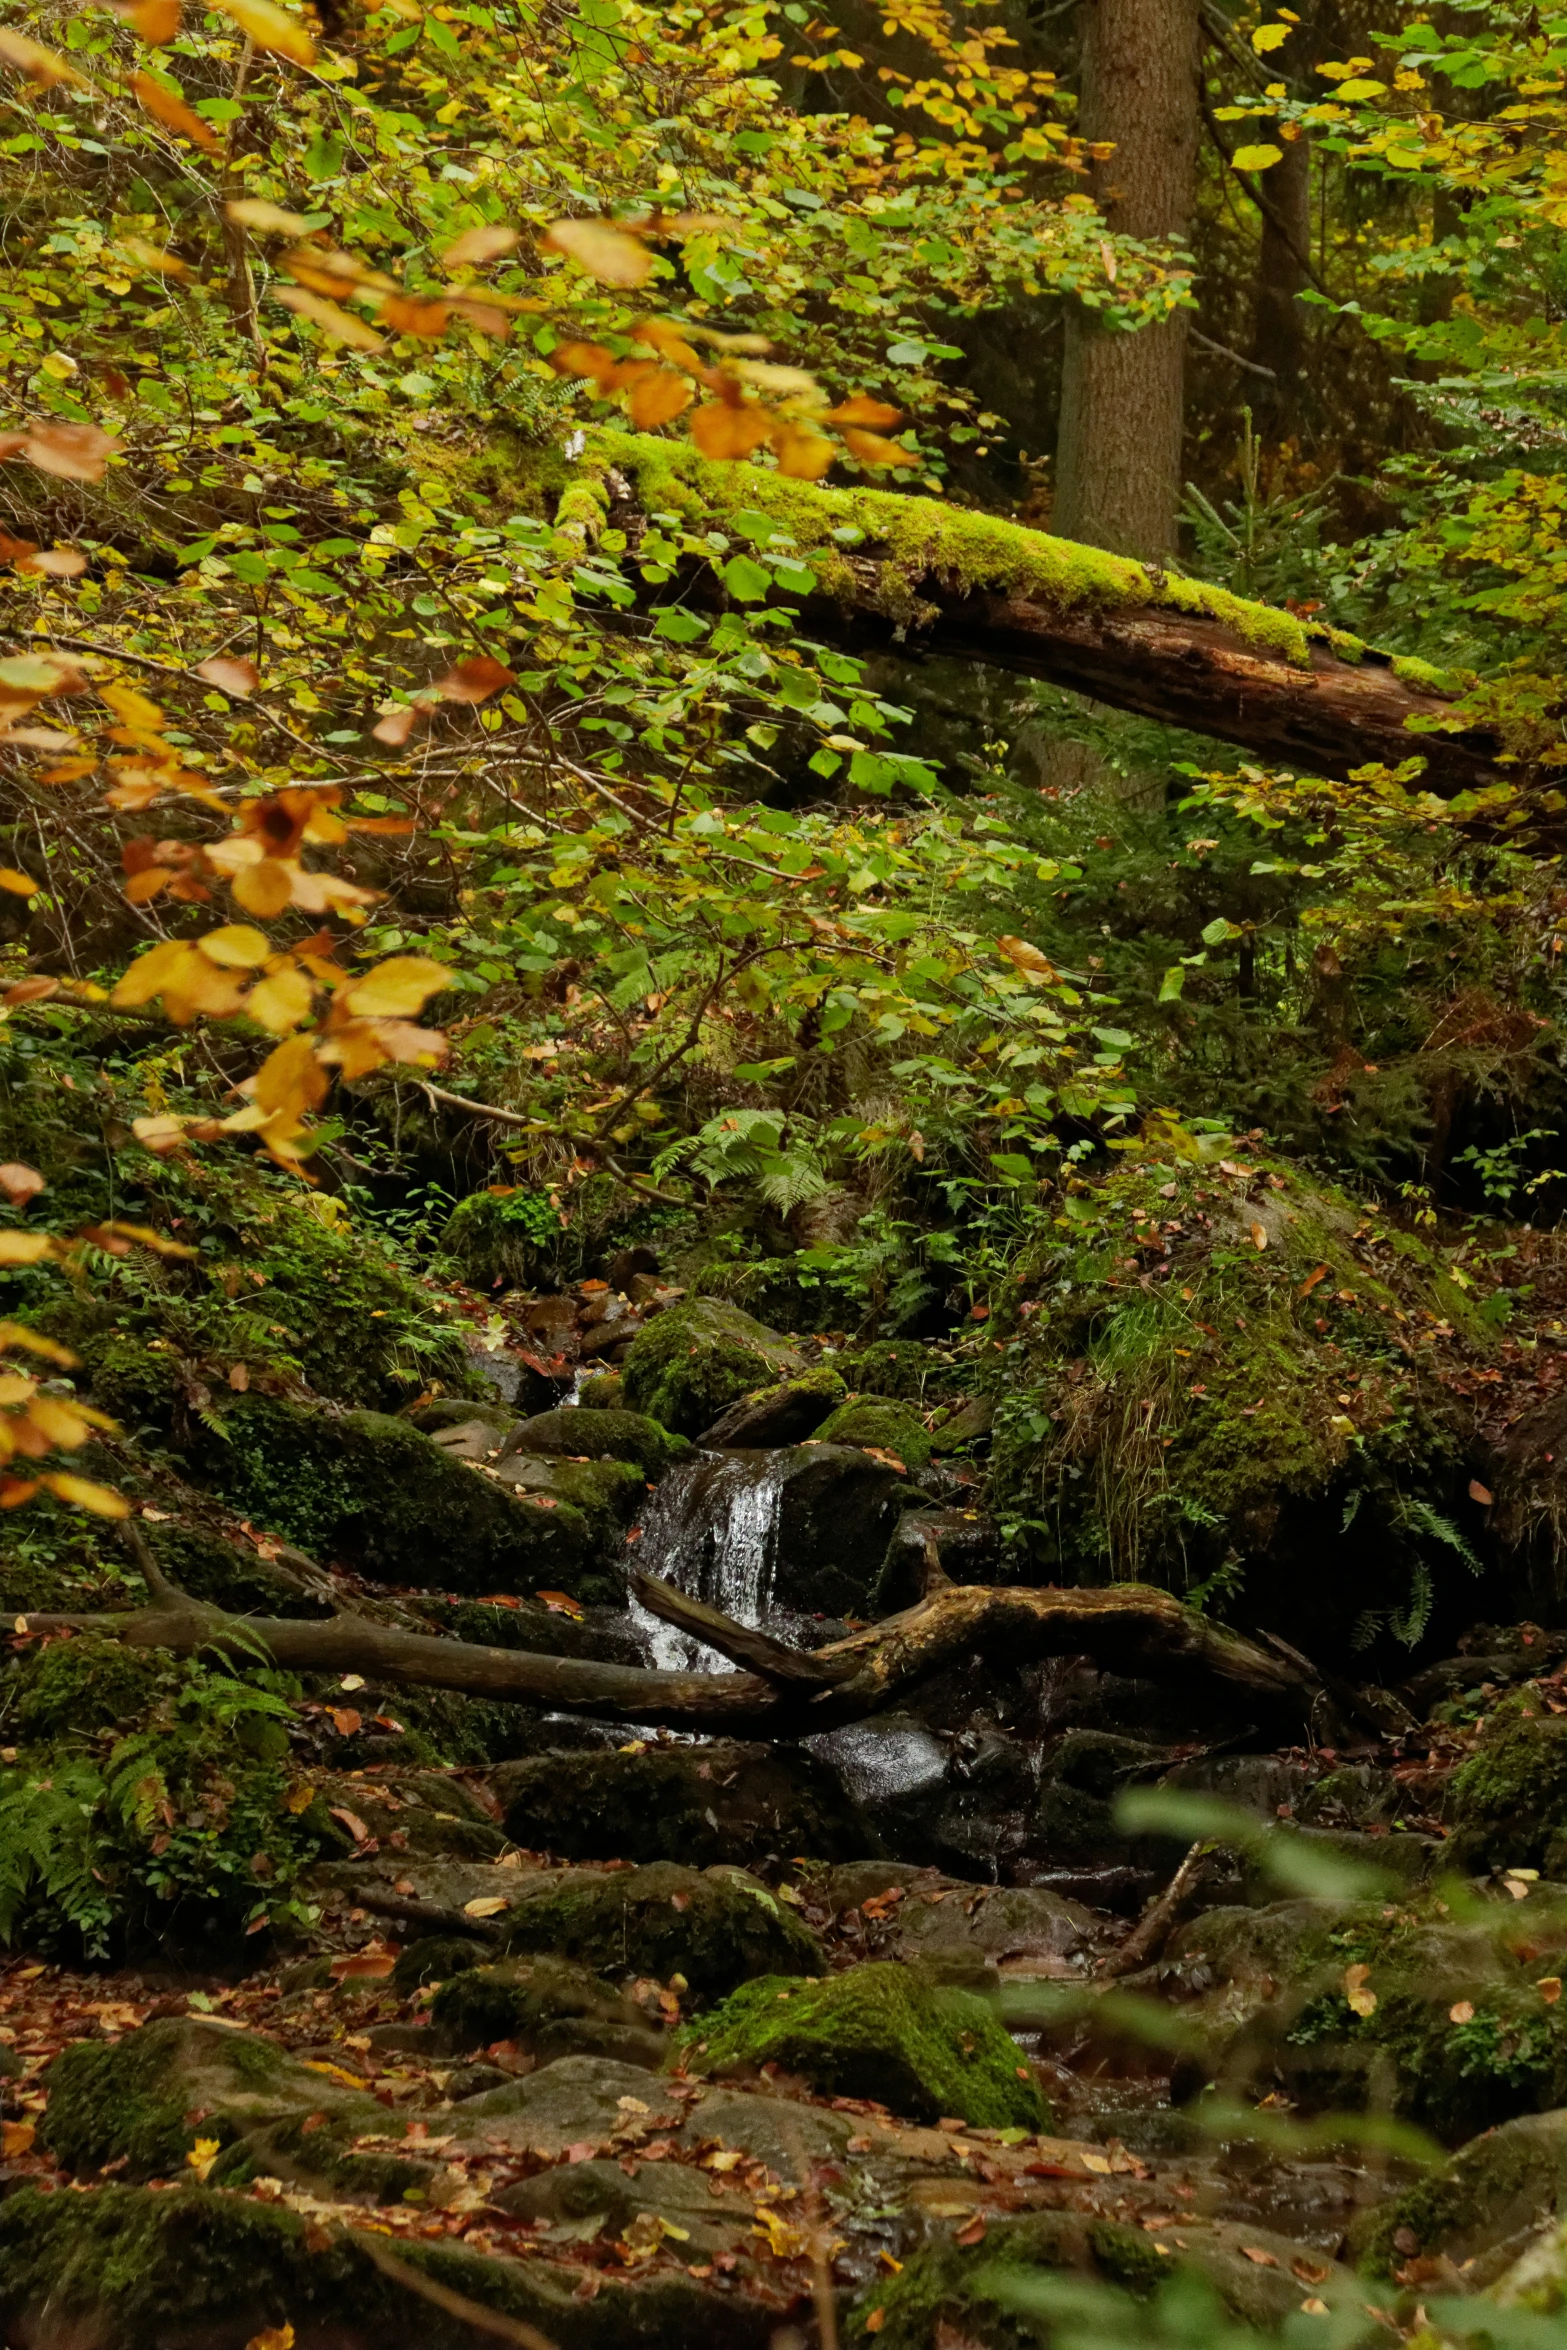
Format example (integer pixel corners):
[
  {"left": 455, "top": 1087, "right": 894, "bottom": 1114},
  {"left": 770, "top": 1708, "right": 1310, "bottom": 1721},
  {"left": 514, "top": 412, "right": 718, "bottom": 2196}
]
[
  {"left": 578, "top": 1369, "right": 624, "bottom": 1408},
  {"left": 202, "top": 1397, "right": 620, "bottom": 1602},
  {"left": 430, "top": 1954, "right": 664, "bottom": 2065},
  {"left": 499, "top": 1405, "right": 690, "bottom": 1480},
  {"left": 678, "top": 1960, "right": 1048, "bottom": 2130},
  {"left": 500, "top": 1861, "right": 822, "bottom": 2004},
  {"left": 491, "top": 1740, "right": 876, "bottom": 1869},
  {"left": 850, "top": 2208, "right": 1326, "bottom": 2347},
  {"left": 832, "top": 1339, "right": 940, "bottom": 1402},
  {"left": 0, "top": 2179, "right": 759, "bottom": 2350},
  {"left": 494, "top": 1450, "right": 647, "bottom": 1551},
  {"left": 41, "top": 2017, "right": 313, "bottom": 2179},
  {"left": 698, "top": 1365, "right": 846, "bottom": 1448},
  {"left": 392, "top": 1934, "right": 487, "bottom": 1992},
  {"left": 1449, "top": 1700, "right": 1567, "bottom": 1873},
  {"left": 1165, "top": 1898, "right": 1567, "bottom": 2143},
  {"left": 11, "top": 1635, "right": 180, "bottom": 1743},
  {"left": 621, "top": 1298, "right": 808, "bottom": 1437},
  {"left": 815, "top": 1396, "right": 933, "bottom": 1471},
  {"left": 144, "top": 1522, "right": 325, "bottom": 1618},
  {"left": 1353, "top": 2105, "right": 1567, "bottom": 2283}
]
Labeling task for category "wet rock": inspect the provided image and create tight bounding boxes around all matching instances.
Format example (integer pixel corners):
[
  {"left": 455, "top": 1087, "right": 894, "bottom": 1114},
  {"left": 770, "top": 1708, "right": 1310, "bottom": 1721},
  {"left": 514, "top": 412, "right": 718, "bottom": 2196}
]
[
  {"left": 491, "top": 1739, "right": 876, "bottom": 1868},
  {"left": 498, "top": 1404, "right": 690, "bottom": 1480},
  {"left": 883, "top": 1880, "right": 1095, "bottom": 1974},
  {"left": 635, "top": 1444, "right": 917, "bottom": 1634},
  {"left": 498, "top": 1860, "right": 825, "bottom": 2003},
  {"left": 430, "top": 1955, "right": 665, "bottom": 2067},
  {"left": 621, "top": 1297, "right": 808, "bottom": 1437},
  {"left": 873, "top": 1507, "right": 1003, "bottom": 1609},
  {"left": 815, "top": 1395, "right": 934, "bottom": 1470},
  {"left": 679, "top": 1960, "right": 1049, "bottom": 2130},
  {"left": 578, "top": 1369, "right": 624, "bottom": 1408},
  {"left": 697, "top": 1365, "right": 845, "bottom": 1448},
  {"left": 1353, "top": 2105, "right": 1567, "bottom": 2284},
  {"left": 206, "top": 1398, "right": 620, "bottom": 1603},
  {"left": 453, "top": 2053, "right": 683, "bottom": 2154},
  {"left": 489, "top": 1450, "right": 647, "bottom": 1556},
  {"left": 419, "top": 1409, "right": 518, "bottom": 1461},
  {"left": 1028, "top": 1731, "right": 1185, "bottom": 1908}
]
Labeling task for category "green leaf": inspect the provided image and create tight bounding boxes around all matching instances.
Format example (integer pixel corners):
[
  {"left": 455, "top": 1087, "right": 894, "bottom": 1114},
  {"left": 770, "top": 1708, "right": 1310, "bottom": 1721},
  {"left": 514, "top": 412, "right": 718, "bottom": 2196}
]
[
  {"left": 302, "top": 131, "right": 345, "bottom": 180},
  {"left": 722, "top": 554, "right": 773, "bottom": 602},
  {"left": 653, "top": 607, "right": 707, "bottom": 642},
  {"left": 1200, "top": 916, "right": 1233, "bottom": 947},
  {"left": 1158, "top": 965, "right": 1185, "bottom": 1002}
]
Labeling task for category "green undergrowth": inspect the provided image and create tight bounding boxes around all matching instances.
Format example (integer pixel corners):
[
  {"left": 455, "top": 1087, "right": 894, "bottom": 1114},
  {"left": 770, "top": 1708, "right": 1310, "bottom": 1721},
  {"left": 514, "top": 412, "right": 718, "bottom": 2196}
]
[
  {"left": 677, "top": 1960, "right": 1049, "bottom": 2130},
  {"left": 1447, "top": 1696, "right": 1567, "bottom": 1874},
  {"left": 984, "top": 1147, "right": 1494, "bottom": 1652},
  {"left": 0, "top": 1637, "right": 330, "bottom": 1956}
]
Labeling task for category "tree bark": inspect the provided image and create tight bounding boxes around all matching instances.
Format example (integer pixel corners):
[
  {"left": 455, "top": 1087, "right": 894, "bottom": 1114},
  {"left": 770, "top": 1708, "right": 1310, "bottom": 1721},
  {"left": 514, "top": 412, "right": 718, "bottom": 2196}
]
[
  {"left": 20, "top": 1570, "right": 1316, "bottom": 1737},
  {"left": 1053, "top": 0, "right": 1202, "bottom": 556},
  {"left": 1250, "top": 134, "right": 1313, "bottom": 431}
]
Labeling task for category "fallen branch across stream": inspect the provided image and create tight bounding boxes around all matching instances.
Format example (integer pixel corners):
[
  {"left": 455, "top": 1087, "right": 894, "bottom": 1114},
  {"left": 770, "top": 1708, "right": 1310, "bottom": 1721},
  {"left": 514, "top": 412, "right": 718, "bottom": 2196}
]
[{"left": 19, "top": 1552, "right": 1318, "bottom": 1735}]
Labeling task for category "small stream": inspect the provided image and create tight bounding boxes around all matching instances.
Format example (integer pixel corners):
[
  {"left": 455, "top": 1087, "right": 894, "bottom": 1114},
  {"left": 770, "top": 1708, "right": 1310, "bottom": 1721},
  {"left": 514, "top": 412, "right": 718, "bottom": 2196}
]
[{"left": 629, "top": 1449, "right": 794, "bottom": 1672}]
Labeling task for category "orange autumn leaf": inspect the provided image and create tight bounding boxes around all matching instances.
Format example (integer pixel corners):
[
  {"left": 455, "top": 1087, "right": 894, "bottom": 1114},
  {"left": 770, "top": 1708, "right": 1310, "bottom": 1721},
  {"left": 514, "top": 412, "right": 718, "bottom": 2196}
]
[
  {"left": 627, "top": 369, "right": 693, "bottom": 429},
  {"left": 3, "top": 421, "right": 119, "bottom": 484},
  {"left": 274, "top": 285, "right": 386, "bottom": 351},
  {"left": 225, "top": 197, "right": 315, "bottom": 237},
  {"left": 445, "top": 295, "right": 511, "bottom": 337},
  {"left": 115, "top": 0, "right": 182, "bottom": 39},
  {"left": 838, "top": 425, "right": 917, "bottom": 467},
  {"left": 543, "top": 217, "right": 654, "bottom": 286},
  {"left": 131, "top": 70, "right": 221, "bottom": 149},
  {"left": 196, "top": 655, "right": 260, "bottom": 698},
  {"left": 689, "top": 401, "right": 775, "bottom": 460},
  {"left": 212, "top": 0, "right": 316, "bottom": 65},
  {"left": 770, "top": 423, "right": 835, "bottom": 479},
  {"left": 432, "top": 655, "right": 514, "bottom": 705},
  {"left": 380, "top": 294, "right": 452, "bottom": 338},
  {"left": 442, "top": 223, "right": 519, "bottom": 267},
  {"left": 371, "top": 705, "right": 421, "bottom": 746},
  {"left": 825, "top": 394, "right": 903, "bottom": 428},
  {"left": 549, "top": 340, "right": 620, "bottom": 390},
  {"left": 0, "top": 27, "right": 88, "bottom": 84}
]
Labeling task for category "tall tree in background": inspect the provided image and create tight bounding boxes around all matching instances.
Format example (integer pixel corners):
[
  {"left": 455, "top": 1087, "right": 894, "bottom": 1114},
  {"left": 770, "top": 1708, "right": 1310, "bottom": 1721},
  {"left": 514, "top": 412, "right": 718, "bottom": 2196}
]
[{"left": 1053, "top": 0, "right": 1202, "bottom": 555}]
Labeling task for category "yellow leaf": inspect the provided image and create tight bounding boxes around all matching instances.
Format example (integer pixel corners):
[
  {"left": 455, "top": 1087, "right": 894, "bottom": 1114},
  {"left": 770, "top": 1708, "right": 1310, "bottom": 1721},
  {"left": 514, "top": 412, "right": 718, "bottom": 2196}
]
[
  {"left": 543, "top": 217, "right": 654, "bottom": 286},
  {"left": 0, "top": 1164, "right": 43, "bottom": 1205},
  {"left": 225, "top": 197, "right": 315, "bottom": 236},
  {"left": 285, "top": 1781, "right": 316, "bottom": 1813},
  {"left": 100, "top": 681, "right": 165, "bottom": 732},
  {"left": 1232, "top": 143, "right": 1285, "bottom": 172},
  {"left": 25, "top": 1396, "right": 91, "bottom": 1448},
  {"left": 211, "top": 0, "right": 316, "bottom": 62},
  {"left": 0, "top": 1323, "right": 74, "bottom": 1363},
  {"left": 1251, "top": 21, "right": 1291, "bottom": 47},
  {"left": 1, "top": 2119, "right": 35, "bottom": 2157},
  {"left": 249, "top": 1033, "right": 329, "bottom": 1123},
  {"left": 442, "top": 223, "right": 519, "bottom": 266},
  {"left": 198, "top": 924, "right": 274, "bottom": 970},
  {"left": 1249, "top": 1221, "right": 1268, "bottom": 1250},
  {"left": 274, "top": 286, "right": 386, "bottom": 352},
  {"left": 626, "top": 369, "right": 693, "bottom": 430},
  {"left": 186, "top": 2136, "right": 222, "bottom": 2182},
  {"left": 0, "top": 1234, "right": 55, "bottom": 1264},
  {"left": 246, "top": 967, "right": 315, "bottom": 1034},
  {"left": 40, "top": 1472, "right": 130, "bottom": 1518},
  {"left": 463, "top": 1896, "right": 510, "bottom": 1917},
  {"left": 689, "top": 402, "right": 774, "bottom": 460},
  {"left": 230, "top": 858, "right": 296, "bottom": 918},
  {"left": 770, "top": 424, "right": 835, "bottom": 480},
  {"left": 838, "top": 426, "right": 917, "bottom": 468},
  {"left": 342, "top": 955, "right": 450, "bottom": 1018},
  {"left": 0, "top": 869, "right": 37, "bottom": 896},
  {"left": 246, "top": 2328, "right": 295, "bottom": 2350}
]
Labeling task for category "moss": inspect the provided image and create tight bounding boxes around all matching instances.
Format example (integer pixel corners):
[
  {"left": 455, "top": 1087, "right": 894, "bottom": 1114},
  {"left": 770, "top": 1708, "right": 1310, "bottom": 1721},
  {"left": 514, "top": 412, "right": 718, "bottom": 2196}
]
[
  {"left": 430, "top": 1954, "right": 663, "bottom": 2064},
  {"left": 501, "top": 1860, "right": 822, "bottom": 2003},
  {"left": 209, "top": 2110, "right": 432, "bottom": 2202},
  {"left": 505, "top": 1405, "right": 692, "bottom": 1479},
  {"left": 582, "top": 430, "right": 1469, "bottom": 691},
  {"left": 393, "top": 1934, "right": 485, "bottom": 1991},
  {"left": 678, "top": 1961, "right": 1048, "bottom": 2130},
  {"left": 41, "top": 2017, "right": 289, "bottom": 2178},
  {"left": 0, "top": 2181, "right": 658, "bottom": 2350},
  {"left": 815, "top": 1396, "right": 933, "bottom": 1470},
  {"left": 1353, "top": 2108, "right": 1567, "bottom": 2279},
  {"left": 1448, "top": 1702, "right": 1567, "bottom": 1872},
  {"left": 833, "top": 1339, "right": 946, "bottom": 1402},
  {"left": 204, "top": 1397, "right": 618, "bottom": 1602},
  {"left": 12, "top": 1635, "right": 179, "bottom": 1742},
  {"left": 500, "top": 1451, "right": 647, "bottom": 1551},
  {"left": 621, "top": 1296, "right": 808, "bottom": 1436},
  {"left": 440, "top": 1187, "right": 561, "bottom": 1290},
  {"left": 579, "top": 1369, "right": 624, "bottom": 1407}
]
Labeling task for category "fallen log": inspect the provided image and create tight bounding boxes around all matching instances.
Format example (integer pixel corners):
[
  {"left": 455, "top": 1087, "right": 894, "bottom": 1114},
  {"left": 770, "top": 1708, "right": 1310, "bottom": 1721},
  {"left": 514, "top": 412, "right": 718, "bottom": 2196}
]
[
  {"left": 19, "top": 1564, "right": 1316, "bottom": 1735},
  {"left": 592, "top": 431, "right": 1510, "bottom": 798}
]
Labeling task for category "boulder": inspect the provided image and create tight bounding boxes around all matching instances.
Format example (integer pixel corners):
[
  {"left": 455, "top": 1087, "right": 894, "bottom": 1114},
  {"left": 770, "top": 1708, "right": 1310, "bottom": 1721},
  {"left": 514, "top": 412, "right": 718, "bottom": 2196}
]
[
  {"left": 489, "top": 1450, "right": 646, "bottom": 1553},
  {"left": 1448, "top": 1700, "right": 1567, "bottom": 1874},
  {"left": 634, "top": 1443, "right": 917, "bottom": 1620},
  {"left": 489, "top": 2155, "right": 755, "bottom": 2262},
  {"left": 673, "top": 2082, "right": 854, "bottom": 2175},
  {"left": 1353, "top": 2105, "right": 1567, "bottom": 2284},
  {"left": 430, "top": 1955, "right": 665, "bottom": 2067},
  {"left": 578, "top": 1369, "right": 624, "bottom": 1408},
  {"left": 831, "top": 1339, "right": 938, "bottom": 1401},
  {"left": 206, "top": 1398, "right": 621, "bottom": 1603},
  {"left": 678, "top": 1960, "right": 1049, "bottom": 2131},
  {"left": 929, "top": 1397, "right": 995, "bottom": 1453},
  {"left": 308, "top": 1768, "right": 506, "bottom": 1862},
  {"left": 490, "top": 1740, "right": 876, "bottom": 1868},
  {"left": 873, "top": 1507, "right": 1003, "bottom": 1609},
  {"left": 498, "top": 1405, "right": 691, "bottom": 1479},
  {"left": 697, "top": 1366, "right": 846, "bottom": 1448},
  {"left": 814, "top": 1396, "right": 933, "bottom": 1471},
  {"left": 499, "top": 1861, "right": 824, "bottom": 2004},
  {"left": 621, "top": 1298, "right": 808, "bottom": 1437},
  {"left": 452, "top": 2053, "right": 684, "bottom": 2155}
]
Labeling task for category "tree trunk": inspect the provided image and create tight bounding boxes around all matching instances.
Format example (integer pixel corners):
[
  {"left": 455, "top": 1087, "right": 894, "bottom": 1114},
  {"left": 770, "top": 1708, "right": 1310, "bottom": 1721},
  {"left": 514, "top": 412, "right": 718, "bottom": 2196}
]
[
  {"left": 22, "top": 1568, "right": 1316, "bottom": 1738},
  {"left": 1250, "top": 134, "right": 1313, "bottom": 430},
  {"left": 1053, "top": 0, "right": 1202, "bottom": 557}
]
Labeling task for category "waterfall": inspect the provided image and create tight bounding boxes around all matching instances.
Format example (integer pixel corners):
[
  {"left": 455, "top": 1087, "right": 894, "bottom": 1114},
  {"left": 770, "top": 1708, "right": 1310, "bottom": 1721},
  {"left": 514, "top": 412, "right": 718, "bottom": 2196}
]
[{"left": 630, "top": 1450, "right": 791, "bottom": 1673}]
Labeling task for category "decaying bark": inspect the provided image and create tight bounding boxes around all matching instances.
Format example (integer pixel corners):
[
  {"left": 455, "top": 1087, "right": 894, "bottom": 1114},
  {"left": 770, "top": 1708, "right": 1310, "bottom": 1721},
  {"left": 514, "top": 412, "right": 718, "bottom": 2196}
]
[{"left": 21, "top": 1558, "right": 1316, "bottom": 1736}]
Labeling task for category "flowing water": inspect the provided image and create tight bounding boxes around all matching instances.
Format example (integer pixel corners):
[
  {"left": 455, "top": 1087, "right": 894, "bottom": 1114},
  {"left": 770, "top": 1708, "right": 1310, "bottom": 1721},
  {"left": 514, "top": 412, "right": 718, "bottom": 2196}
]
[{"left": 630, "top": 1449, "right": 794, "bottom": 1672}]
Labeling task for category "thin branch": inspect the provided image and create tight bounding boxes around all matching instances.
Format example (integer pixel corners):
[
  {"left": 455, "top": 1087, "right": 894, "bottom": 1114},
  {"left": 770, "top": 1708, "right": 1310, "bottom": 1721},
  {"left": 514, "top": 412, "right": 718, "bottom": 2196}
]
[{"left": 1190, "top": 327, "right": 1278, "bottom": 382}]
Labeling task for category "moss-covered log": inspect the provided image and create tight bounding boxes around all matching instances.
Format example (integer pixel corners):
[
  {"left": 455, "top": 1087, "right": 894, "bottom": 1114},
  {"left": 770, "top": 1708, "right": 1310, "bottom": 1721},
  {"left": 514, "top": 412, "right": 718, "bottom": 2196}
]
[
  {"left": 585, "top": 432, "right": 1507, "bottom": 797},
  {"left": 20, "top": 1560, "right": 1313, "bottom": 1734}
]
